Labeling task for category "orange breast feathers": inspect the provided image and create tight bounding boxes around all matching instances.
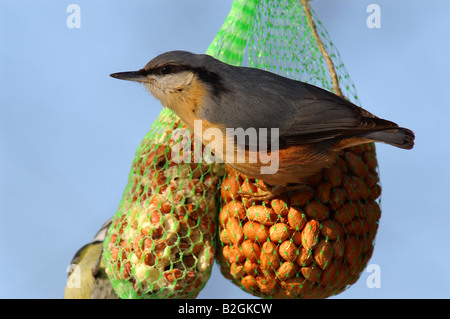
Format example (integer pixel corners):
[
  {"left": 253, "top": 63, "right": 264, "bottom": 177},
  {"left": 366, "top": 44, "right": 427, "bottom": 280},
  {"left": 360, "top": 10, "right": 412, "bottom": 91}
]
[{"left": 228, "top": 143, "right": 341, "bottom": 186}]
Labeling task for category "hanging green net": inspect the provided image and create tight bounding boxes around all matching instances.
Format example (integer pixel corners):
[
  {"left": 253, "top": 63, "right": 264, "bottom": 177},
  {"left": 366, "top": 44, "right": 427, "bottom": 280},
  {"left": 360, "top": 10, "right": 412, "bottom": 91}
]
[
  {"left": 101, "top": 0, "right": 253, "bottom": 298},
  {"left": 101, "top": 112, "right": 223, "bottom": 299},
  {"left": 103, "top": 0, "right": 381, "bottom": 299}
]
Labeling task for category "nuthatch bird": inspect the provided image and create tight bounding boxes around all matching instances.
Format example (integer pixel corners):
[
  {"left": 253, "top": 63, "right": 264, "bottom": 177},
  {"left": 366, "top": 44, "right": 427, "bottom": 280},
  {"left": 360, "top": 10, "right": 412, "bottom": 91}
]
[
  {"left": 111, "top": 50, "right": 414, "bottom": 199},
  {"left": 64, "top": 218, "right": 119, "bottom": 299}
]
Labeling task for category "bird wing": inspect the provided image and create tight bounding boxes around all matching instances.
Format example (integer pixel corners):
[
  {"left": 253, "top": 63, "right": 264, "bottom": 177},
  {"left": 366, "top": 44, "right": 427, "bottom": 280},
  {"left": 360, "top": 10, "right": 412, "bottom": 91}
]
[{"left": 277, "top": 82, "right": 398, "bottom": 146}]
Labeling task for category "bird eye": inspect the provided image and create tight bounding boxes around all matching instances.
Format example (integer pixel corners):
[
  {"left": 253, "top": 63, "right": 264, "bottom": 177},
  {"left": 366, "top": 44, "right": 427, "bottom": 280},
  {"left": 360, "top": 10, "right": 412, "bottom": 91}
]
[{"left": 161, "top": 65, "right": 172, "bottom": 75}]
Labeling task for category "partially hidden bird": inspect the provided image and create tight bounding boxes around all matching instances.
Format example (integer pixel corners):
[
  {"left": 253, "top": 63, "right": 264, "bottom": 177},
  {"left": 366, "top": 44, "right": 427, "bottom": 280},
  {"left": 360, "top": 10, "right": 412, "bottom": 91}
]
[{"left": 64, "top": 218, "right": 119, "bottom": 299}]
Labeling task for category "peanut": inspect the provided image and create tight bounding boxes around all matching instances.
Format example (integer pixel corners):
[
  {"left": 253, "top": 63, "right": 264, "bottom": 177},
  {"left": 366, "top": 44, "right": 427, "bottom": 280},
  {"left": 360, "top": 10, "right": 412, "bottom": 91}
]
[
  {"left": 301, "top": 220, "right": 320, "bottom": 250},
  {"left": 344, "top": 236, "right": 363, "bottom": 266},
  {"left": 242, "top": 221, "right": 269, "bottom": 243},
  {"left": 323, "top": 164, "right": 342, "bottom": 187},
  {"left": 246, "top": 205, "right": 278, "bottom": 226},
  {"left": 270, "top": 195, "right": 290, "bottom": 216},
  {"left": 304, "top": 201, "right": 330, "bottom": 221},
  {"left": 221, "top": 173, "right": 241, "bottom": 202},
  {"left": 334, "top": 201, "right": 358, "bottom": 225},
  {"left": 301, "top": 266, "right": 321, "bottom": 283},
  {"left": 297, "top": 247, "right": 313, "bottom": 267},
  {"left": 345, "top": 218, "right": 370, "bottom": 235},
  {"left": 320, "top": 220, "right": 344, "bottom": 240},
  {"left": 269, "top": 223, "right": 293, "bottom": 243},
  {"left": 225, "top": 217, "right": 244, "bottom": 245},
  {"left": 313, "top": 239, "right": 333, "bottom": 269},
  {"left": 287, "top": 206, "right": 307, "bottom": 231},
  {"left": 244, "top": 259, "right": 260, "bottom": 277},
  {"left": 316, "top": 182, "right": 332, "bottom": 203},
  {"left": 241, "top": 275, "right": 257, "bottom": 291},
  {"left": 329, "top": 187, "right": 346, "bottom": 210},
  {"left": 223, "top": 244, "right": 245, "bottom": 263},
  {"left": 255, "top": 275, "right": 276, "bottom": 294},
  {"left": 260, "top": 241, "right": 280, "bottom": 271},
  {"left": 289, "top": 188, "right": 314, "bottom": 206},
  {"left": 277, "top": 262, "right": 298, "bottom": 281},
  {"left": 362, "top": 150, "right": 378, "bottom": 171},
  {"left": 278, "top": 240, "right": 298, "bottom": 262},
  {"left": 241, "top": 239, "right": 261, "bottom": 263},
  {"left": 345, "top": 151, "right": 368, "bottom": 178},
  {"left": 220, "top": 201, "right": 246, "bottom": 226}
]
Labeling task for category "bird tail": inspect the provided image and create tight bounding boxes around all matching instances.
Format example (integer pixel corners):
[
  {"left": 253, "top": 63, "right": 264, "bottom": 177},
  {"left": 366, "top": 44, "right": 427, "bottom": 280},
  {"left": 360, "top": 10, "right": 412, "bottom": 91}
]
[{"left": 358, "top": 127, "right": 415, "bottom": 150}]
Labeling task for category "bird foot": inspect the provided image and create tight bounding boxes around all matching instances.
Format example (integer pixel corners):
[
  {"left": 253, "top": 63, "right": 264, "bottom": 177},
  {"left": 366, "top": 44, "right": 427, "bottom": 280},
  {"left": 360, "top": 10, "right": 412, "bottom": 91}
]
[{"left": 238, "top": 182, "right": 311, "bottom": 204}]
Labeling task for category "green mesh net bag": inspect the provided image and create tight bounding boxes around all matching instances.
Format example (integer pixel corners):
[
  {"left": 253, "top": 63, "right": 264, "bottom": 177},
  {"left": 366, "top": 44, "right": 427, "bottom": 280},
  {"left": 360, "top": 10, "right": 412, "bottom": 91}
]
[
  {"left": 101, "top": 1, "right": 254, "bottom": 299},
  {"left": 102, "top": 114, "right": 224, "bottom": 299},
  {"left": 214, "top": 0, "right": 382, "bottom": 299},
  {"left": 103, "top": 0, "right": 382, "bottom": 299}
]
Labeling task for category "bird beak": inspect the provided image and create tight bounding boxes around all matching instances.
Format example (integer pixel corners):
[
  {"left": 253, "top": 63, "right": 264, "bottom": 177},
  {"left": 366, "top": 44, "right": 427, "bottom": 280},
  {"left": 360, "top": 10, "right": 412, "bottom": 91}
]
[{"left": 110, "top": 70, "right": 146, "bottom": 82}]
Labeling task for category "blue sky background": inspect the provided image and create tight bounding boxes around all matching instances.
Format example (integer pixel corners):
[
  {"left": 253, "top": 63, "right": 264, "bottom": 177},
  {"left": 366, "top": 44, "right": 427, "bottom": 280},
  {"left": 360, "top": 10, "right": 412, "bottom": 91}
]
[{"left": 1, "top": 0, "right": 449, "bottom": 298}]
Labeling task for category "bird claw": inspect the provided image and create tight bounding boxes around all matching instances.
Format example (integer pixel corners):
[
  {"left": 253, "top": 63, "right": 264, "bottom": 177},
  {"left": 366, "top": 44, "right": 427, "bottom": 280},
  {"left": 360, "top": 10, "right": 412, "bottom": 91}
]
[
  {"left": 237, "top": 189, "right": 279, "bottom": 204},
  {"left": 237, "top": 182, "right": 311, "bottom": 204}
]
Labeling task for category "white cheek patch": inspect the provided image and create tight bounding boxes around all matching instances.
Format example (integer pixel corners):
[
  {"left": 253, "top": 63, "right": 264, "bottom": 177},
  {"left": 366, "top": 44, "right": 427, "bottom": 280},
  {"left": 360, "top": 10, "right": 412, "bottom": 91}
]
[
  {"left": 144, "top": 71, "right": 194, "bottom": 107},
  {"left": 159, "top": 71, "right": 194, "bottom": 91}
]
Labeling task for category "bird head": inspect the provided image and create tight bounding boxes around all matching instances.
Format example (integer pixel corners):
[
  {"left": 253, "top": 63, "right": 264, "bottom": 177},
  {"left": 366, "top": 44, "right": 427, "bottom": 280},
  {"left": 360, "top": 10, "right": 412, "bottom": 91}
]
[{"left": 110, "top": 51, "right": 226, "bottom": 118}]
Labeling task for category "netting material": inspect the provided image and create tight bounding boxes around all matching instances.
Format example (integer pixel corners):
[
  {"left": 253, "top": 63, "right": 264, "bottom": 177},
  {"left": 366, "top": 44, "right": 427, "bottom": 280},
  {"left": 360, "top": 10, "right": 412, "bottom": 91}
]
[
  {"left": 102, "top": 3, "right": 252, "bottom": 297},
  {"left": 103, "top": 0, "right": 382, "bottom": 299},
  {"left": 246, "top": 0, "right": 359, "bottom": 102},
  {"left": 103, "top": 114, "right": 224, "bottom": 299}
]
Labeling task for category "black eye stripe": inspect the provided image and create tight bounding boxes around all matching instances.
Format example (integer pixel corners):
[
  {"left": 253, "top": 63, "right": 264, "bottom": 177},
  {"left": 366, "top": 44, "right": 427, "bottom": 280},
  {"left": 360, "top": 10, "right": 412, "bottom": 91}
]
[
  {"left": 144, "top": 64, "right": 197, "bottom": 76},
  {"left": 140, "top": 63, "right": 227, "bottom": 96},
  {"left": 157, "top": 64, "right": 188, "bottom": 74}
]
